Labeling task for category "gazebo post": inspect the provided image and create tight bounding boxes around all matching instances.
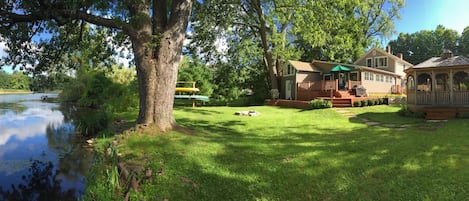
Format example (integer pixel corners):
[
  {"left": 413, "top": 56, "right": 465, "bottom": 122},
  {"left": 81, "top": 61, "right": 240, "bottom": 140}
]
[
  {"left": 431, "top": 70, "right": 436, "bottom": 105},
  {"left": 450, "top": 69, "right": 453, "bottom": 104},
  {"left": 413, "top": 71, "right": 418, "bottom": 104}
]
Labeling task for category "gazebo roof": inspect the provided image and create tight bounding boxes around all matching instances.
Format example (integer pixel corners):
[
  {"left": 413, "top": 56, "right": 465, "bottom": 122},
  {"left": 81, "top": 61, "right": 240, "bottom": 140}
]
[{"left": 411, "top": 55, "right": 469, "bottom": 69}]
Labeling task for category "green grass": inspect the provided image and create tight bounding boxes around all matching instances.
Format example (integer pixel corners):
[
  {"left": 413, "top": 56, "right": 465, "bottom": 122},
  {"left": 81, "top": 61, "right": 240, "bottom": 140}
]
[
  {"left": 85, "top": 106, "right": 469, "bottom": 201},
  {"left": 0, "top": 89, "right": 32, "bottom": 94}
]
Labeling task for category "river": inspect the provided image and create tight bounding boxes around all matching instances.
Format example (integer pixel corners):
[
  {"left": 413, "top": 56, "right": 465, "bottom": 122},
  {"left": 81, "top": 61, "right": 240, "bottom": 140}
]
[{"left": 0, "top": 93, "right": 94, "bottom": 201}]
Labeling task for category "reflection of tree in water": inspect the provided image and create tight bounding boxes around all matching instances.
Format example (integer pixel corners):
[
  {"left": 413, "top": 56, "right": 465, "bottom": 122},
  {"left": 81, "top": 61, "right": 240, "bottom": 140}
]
[
  {"left": 58, "top": 103, "right": 109, "bottom": 136},
  {"left": 0, "top": 160, "right": 77, "bottom": 201},
  {"left": 45, "top": 124, "right": 95, "bottom": 182},
  {"left": 0, "top": 102, "right": 27, "bottom": 114}
]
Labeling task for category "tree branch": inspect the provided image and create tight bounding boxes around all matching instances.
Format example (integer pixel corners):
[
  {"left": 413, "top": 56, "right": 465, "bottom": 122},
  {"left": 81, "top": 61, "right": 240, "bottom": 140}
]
[{"left": 1, "top": 9, "right": 134, "bottom": 38}]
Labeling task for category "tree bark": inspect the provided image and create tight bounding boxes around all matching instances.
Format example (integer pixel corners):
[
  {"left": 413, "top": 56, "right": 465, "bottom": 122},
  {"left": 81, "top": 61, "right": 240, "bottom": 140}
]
[
  {"left": 131, "top": 0, "right": 192, "bottom": 132},
  {"left": 252, "top": 0, "right": 279, "bottom": 90}
]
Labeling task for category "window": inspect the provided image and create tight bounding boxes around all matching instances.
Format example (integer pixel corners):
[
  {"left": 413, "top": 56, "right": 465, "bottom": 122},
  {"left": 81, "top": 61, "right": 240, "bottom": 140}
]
[
  {"left": 374, "top": 57, "right": 387, "bottom": 68},
  {"left": 376, "top": 74, "right": 384, "bottom": 82},
  {"left": 286, "top": 65, "right": 295, "bottom": 75},
  {"left": 366, "top": 58, "right": 372, "bottom": 67},
  {"left": 364, "top": 72, "right": 374, "bottom": 81},
  {"left": 386, "top": 76, "right": 393, "bottom": 83},
  {"left": 350, "top": 72, "right": 358, "bottom": 81},
  {"left": 324, "top": 74, "right": 332, "bottom": 80}
]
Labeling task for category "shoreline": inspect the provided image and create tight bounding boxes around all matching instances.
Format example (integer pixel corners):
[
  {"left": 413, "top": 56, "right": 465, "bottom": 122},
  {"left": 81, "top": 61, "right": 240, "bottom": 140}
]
[{"left": 0, "top": 91, "right": 34, "bottom": 95}]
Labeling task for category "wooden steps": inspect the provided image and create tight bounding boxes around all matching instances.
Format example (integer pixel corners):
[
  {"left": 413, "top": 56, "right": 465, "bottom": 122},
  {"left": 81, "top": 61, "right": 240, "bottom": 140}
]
[
  {"left": 425, "top": 108, "right": 457, "bottom": 120},
  {"left": 332, "top": 98, "right": 352, "bottom": 107}
]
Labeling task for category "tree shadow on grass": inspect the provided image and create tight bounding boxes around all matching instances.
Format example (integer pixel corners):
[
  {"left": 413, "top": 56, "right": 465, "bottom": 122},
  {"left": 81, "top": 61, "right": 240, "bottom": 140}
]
[{"left": 174, "top": 116, "right": 468, "bottom": 200}]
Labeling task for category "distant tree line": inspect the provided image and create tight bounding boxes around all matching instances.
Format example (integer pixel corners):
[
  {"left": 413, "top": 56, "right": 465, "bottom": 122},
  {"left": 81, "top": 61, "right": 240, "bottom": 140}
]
[
  {"left": 0, "top": 69, "right": 71, "bottom": 92},
  {"left": 0, "top": 70, "right": 30, "bottom": 90},
  {"left": 388, "top": 25, "right": 469, "bottom": 65}
]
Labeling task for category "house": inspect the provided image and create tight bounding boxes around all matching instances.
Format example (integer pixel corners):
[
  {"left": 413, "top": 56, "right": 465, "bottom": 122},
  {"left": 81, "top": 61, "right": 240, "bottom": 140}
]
[
  {"left": 404, "top": 50, "right": 469, "bottom": 119},
  {"left": 280, "top": 46, "right": 413, "bottom": 101}
]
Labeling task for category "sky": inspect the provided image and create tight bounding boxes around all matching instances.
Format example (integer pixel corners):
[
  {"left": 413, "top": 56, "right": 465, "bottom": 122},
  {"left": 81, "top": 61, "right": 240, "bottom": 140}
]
[
  {"left": 393, "top": 0, "right": 469, "bottom": 35},
  {"left": 1, "top": 0, "right": 469, "bottom": 72}
]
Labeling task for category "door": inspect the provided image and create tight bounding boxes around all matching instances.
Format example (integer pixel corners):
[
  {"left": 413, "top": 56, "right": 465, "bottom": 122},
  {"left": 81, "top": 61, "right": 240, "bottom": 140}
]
[{"left": 285, "top": 80, "right": 292, "bottom": 100}]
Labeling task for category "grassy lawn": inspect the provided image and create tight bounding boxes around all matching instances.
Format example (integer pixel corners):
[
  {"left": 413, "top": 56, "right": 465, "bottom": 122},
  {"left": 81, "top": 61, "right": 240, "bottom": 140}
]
[{"left": 86, "top": 105, "right": 469, "bottom": 201}]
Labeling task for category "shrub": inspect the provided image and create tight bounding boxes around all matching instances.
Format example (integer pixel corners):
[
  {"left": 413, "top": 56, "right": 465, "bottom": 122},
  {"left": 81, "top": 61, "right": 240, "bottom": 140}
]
[
  {"left": 367, "top": 99, "right": 375, "bottom": 106},
  {"left": 360, "top": 100, "right": 368, "bottom": 107},
  {"left": 374, "top": 99, "right": 380, "bottom": 105},
  {"left": 398, "top": 104, "right": 425, "bottom": 118},
  {"left": 353, "top": 101, "right": 361, "bottom": 107},
  {"left": 310, "top": 99, "right": 332, "bottom": 109}
]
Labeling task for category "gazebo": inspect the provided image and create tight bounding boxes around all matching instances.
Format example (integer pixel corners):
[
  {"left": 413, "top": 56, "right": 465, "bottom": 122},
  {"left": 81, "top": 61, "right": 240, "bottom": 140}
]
[{"left": 405, "top": 50, "right": 469, "bottom": 119}]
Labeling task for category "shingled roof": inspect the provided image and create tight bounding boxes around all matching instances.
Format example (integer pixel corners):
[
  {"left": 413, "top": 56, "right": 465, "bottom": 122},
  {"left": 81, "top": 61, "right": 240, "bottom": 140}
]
[
  {"left": 411, "top": 55, "right": 469, "bottom": 69},
  {"left": 288, "top": 60, "right": 322, "bottom": 72}
]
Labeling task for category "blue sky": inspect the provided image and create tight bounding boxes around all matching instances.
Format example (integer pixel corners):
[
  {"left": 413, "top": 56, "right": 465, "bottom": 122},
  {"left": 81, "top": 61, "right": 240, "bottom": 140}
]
[
  {"left": 1, "top": 0, "right": 469, "bottom": 72},
  {"left": 393, "top": 0, "right": 469, "bottom": 35}
]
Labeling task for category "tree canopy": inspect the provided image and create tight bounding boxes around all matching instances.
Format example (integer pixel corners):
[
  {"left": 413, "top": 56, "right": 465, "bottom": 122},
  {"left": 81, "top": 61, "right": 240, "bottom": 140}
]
[
  {"left": 190, "top": 0, "right": 404, "bottom": 90},
  {"left": 388, "top": 25, "right": 469, "bottom": 65},
  {"left": 0, "top": 0, "right": 193, "bottom": 132}
]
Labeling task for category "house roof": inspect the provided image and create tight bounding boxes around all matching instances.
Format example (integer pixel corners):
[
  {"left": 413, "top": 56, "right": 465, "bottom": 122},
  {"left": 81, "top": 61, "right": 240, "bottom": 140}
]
[
  {"left": 288, "top": 60, "right": 322, "bottom": 72},
  {"left": 354, "top": 47, "right": 414, "bottom": 67},
  {"left": 287, "top": 59, "right": 402, "bottom": 77},
  {"left": 410, "top": 55, "right": 469, "bottom": 69}
]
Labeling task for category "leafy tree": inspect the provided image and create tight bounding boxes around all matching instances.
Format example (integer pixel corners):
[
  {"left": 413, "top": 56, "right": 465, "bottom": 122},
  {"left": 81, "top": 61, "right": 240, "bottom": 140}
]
[
  {"left": 190, "top": 0, "right": 403, "bottom": 92},
  {"left": 177, "top": 56, "right": 214, "bottom": 97},
  {"left": 0, "top": 70, "right": 9, "bottom": 89},
  {"left": 9, "top": 71, "right": 30, "bottom": 90},
  {"left": 388, "top": 25, "right": 462, "bottom": 65},
  {"left": 0, "top": 0, "right": 193, "bottom": 132},
  {"left": 460, "top": 26, "right": 469, "bottom": 56}
]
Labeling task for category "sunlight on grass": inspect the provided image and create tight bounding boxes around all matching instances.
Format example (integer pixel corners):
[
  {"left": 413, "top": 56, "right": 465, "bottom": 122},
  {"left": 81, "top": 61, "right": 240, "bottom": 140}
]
[{"left": 87, "top": 105, "right": 469, "bottom": 201}]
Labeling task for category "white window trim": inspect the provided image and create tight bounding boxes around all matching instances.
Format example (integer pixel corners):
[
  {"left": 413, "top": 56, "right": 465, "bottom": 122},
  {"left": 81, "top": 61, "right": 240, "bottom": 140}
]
[
  {"left": 366, "top": 58, "right": 372, "bottom": 67},
  {"left": 350, "top": 72, "right": 359, "bottom": 81},
  {"left": 285, "top": 65, "right": 296, "bottom": 76},
  {"left": 374, "top": 56, "right": 388, "bottom": 68}
]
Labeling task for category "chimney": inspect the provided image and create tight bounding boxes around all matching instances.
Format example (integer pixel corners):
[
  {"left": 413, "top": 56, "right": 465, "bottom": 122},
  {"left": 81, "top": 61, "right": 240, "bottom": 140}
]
[
  {"left": 386, "top": 45, "right": 391, "bottom": 54},
  {"left": 397, "top": 53, "right": 403, "bottom": 60},
  {"left": 441, "top": 49, "right": 453, "bottom": 59}
]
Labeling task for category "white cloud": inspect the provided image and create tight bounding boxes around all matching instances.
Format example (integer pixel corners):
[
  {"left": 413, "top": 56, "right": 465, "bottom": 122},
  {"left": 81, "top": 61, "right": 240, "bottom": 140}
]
[
  {"left": 0, "top": 106, "right": 64, "bottom": 146},
  {"left": 0, "top": 40, "right": 7, "bottom": 58}
]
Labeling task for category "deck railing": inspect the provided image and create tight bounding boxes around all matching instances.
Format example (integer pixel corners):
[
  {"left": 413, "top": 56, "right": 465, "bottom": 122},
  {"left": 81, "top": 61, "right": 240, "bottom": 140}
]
[
  {"left": 321, "top": 80, "right": 338, "bottom": 91},
  {"left": 434, "top": 91, "right": 450, "bottom": 105},
  {"left": 297, "top": 81, "right": 322, "bottom": 91}
]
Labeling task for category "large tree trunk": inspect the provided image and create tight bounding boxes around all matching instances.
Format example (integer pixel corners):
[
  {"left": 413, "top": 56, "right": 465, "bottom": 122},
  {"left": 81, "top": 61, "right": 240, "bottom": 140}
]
[
  {"left": 252, "top": 0, "right": 279, "bottom": 91},
  {"left": 130, "top": 0, "right": 192, "bottom": 132}
]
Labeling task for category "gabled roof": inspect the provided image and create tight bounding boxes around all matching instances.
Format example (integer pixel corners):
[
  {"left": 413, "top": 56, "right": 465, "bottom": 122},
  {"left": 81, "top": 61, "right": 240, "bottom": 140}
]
[
  {"left": 354, "top": 47, "right": 414, "bottom": 67},
  {"left": 411, "top": 55, "right": 469, "bottom": 69},
  {"left": 288, "top": 60, "right": 322, "bottom": 72}
]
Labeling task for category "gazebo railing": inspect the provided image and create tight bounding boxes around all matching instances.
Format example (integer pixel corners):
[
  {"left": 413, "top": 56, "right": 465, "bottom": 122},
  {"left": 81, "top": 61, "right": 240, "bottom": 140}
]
[
  {"left": 453, "top": 91, "right": 469, "bottom": 105},
  {"left": 415, "top": 91, "right": 469, "bottom": 105},
  {"left": 434, "top": 91, "right": 450, "bottom": 105},
  {"left": 416, "top": 91, "right": 432, "bottom": 105}
]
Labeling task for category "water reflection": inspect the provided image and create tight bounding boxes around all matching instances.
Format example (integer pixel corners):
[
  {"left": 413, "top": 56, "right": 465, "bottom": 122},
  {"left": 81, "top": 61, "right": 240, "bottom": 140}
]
[
  {"left": 0, "top": 160, "right": 77, "bottom": 201},
  {"left": 0, "top": 94, "right": 93, "bottom": 200}
]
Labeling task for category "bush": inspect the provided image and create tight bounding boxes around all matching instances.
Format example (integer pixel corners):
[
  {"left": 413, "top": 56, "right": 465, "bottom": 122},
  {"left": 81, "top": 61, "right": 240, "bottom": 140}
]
[
  {"left": 310, "top": 99, "right": 332, "bottom": 109},
  {"left": 360, "top": 100, "right": 368, "bottom": 107},
  {"left": 367, "top": 99, "right": 375, "bottom": 106},
  {"left": 398, "top": 104, "right": 425, "bottom": 118},
  {"left": 353, "top": 101, "right": 361, "bottom": 107},
  {"left": 374, "top": 99, "right": 380, "bottom": 105}
]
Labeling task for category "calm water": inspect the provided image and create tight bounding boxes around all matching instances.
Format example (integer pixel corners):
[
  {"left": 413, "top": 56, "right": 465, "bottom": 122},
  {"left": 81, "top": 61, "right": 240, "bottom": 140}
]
[{"left": 0, "top": 94, "right": 94, "bottom": 201}]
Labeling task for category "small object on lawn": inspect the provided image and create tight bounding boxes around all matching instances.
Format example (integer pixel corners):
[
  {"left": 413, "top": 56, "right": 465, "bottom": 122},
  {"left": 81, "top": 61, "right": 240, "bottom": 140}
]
[{"left": 234, "top": 110, "right": 261, "bottom": 116}]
